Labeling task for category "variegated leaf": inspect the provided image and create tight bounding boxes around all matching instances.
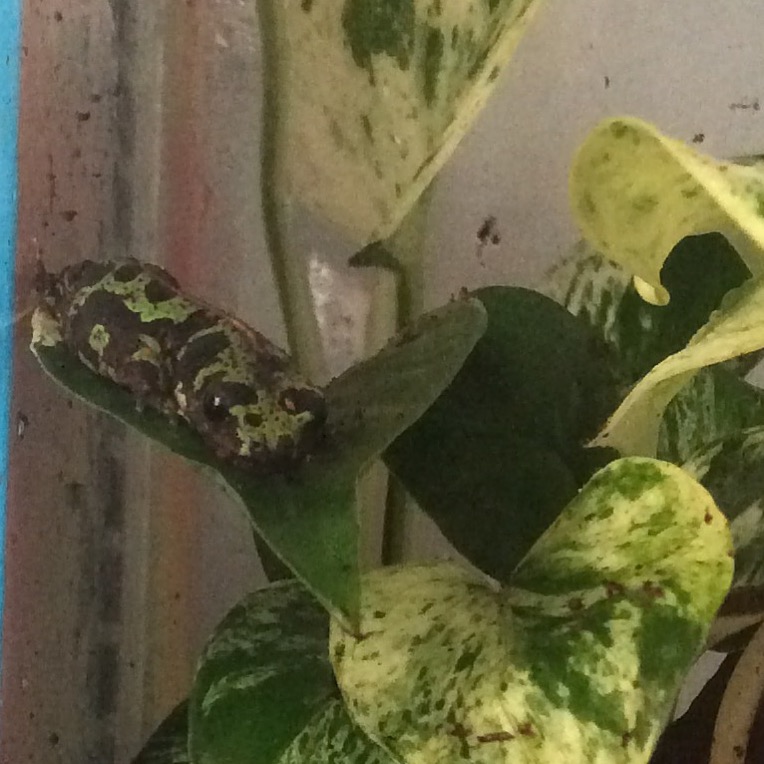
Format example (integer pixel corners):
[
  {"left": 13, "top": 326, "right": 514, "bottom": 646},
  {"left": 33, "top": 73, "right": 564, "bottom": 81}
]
[
  {"left": 541, "top": 240, "right": 632, "bottom": 367},
  {"left": 189, "top": 581, "right": 394, "bottom": 764},
  {"left": 570, "top": 118, "right": 764, "bottom": 456},
  {"left": 280, "top": 700, "right": 396, "bottom": 764},
  {"left": 331, "top": 458, "right": 732, "bottom": 764},
  {"left": 273, "top": 0, "right": 545, "bottom": 241},
  {"left": 658, "top": 367, "right": 764, "bottom": 465},
  {"left": 684, "top": 426, "right": 764, "bottom": 590},
  {"left": 571, "top": 118, "right": 764, "bottom": 305},
  {"left": 592, "top": 275, "right": 764, "bottom": 457}
]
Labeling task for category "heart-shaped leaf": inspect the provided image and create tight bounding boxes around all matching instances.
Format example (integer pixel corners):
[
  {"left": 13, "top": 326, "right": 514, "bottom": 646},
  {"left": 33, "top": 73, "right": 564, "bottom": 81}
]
[
  {"left": 385, "top": 286, "right": 619, "bottom": 581},
  {"left": 131, "top": 701, "right": 190, "bottom": 764},
  {"left": 270, "top": 0, "right": 545, "bottom": 241},
  {"left": 189, "top": 580, "right": 394, "bottom": 764},
  {"left": 31, "top": 298, "right": 486, "bottom": 628},
  {"left": 331, "top": 458, "right": 733, "bottom": 764},
  {"left": 570, "top": 118, "right": 764, "bottom": 456}
]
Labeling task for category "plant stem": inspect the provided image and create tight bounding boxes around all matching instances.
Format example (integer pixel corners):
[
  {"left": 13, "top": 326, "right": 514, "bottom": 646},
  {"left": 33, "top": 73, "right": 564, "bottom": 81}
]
[
  {"left": 380, "top": 475, "right": 412, "bottom": 566},
  {"left": 378, "top": 184, "right": 434, "bottom": 565},
  {"left": 387, "top": 184, "right": 433, "bottom": 328},
  {"left": 256, "top": 0, "right": 327, "bottom": 383},
  {"left": 255, "top": 0, "right": 326, "bottom": 583}
]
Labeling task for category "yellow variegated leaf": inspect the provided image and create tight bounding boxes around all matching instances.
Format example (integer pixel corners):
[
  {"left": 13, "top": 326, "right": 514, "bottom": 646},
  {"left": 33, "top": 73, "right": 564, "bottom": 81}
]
[
  {"left": 570, "top": 118, "right": 764, "bottom": 456},
  {"left": 331, "top": 458, "right": 732, "bottom": 764},
  {"left": 272, "top": 0, "right": 545, "bottom": 241},
  {"left": 570, "top": 117, "right": 764, "bottom": 305},
  {"left": 592, "top": 276, "right": 764, "bottom": 456}
]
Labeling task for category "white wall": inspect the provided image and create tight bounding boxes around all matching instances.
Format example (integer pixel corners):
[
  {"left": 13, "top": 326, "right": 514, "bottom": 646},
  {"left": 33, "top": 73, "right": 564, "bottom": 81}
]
[{"left": 427, "top": 0, "right": 764, "bottom": 303}]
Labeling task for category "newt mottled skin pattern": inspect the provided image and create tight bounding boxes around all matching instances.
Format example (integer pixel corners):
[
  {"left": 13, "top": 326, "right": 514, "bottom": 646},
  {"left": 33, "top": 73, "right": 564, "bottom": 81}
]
[{"left": 34, "top": 258, "right": 326, "bottom": 472}]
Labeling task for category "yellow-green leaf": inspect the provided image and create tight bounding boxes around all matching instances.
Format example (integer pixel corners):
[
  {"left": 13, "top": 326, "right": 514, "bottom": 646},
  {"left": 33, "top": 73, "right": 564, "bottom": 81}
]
[
  {"left": 331, "top": 458, "right": 732, "bottom": 764},
  {"left": 570, "top": 117, "right": 764, "bottom": 305},
  {"left": 272, "top": 0, "right": 545, "bottom": 241},
  {"left": 570, "top": 118, "right": 764, "bottom": 456},
  {"left": 593, "top": 273, "right": 764, "bottom": 456}
]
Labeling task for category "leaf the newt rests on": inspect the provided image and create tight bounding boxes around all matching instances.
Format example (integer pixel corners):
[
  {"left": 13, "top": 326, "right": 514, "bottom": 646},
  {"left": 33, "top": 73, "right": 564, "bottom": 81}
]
[{"left": 31, "top": 297, "right": 486, "bottom": 629}]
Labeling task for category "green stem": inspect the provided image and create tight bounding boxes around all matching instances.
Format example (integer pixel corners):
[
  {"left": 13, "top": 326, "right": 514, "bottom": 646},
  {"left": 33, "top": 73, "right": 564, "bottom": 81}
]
[
  {"left": 381, "top": 475, "right": 412, "bottom": 566},
  {"left": 256, "top": 0, "right": 327, "bottom": 383},
  {"left": 378, "top": 185, "right": 434, "bottom": 565},
  {"left": 387, "top": 184, "right": 433, "bottom": 328}
]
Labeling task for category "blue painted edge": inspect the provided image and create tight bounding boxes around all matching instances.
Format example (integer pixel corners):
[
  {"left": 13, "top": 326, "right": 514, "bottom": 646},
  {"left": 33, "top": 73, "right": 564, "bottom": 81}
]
[{"left": 0, "top": 0, "right": 22, "bottom": 666}]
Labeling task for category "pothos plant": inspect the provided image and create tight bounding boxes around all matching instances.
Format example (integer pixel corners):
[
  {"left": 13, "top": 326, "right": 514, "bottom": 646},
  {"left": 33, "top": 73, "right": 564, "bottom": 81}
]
[{"left": 29, "top": 2, "right": 764, "bottom": 763}]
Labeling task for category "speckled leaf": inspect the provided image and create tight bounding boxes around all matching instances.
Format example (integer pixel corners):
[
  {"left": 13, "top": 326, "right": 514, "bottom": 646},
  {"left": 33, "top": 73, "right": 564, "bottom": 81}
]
[
  {"left": 31, "top": 298, "right": 486, "bottom": 629},
  {"left": 571, "top": 118, "right": 764, "bottom": 305},
  {"left": 591, "top": 275, "right": 764, "bottom": 457},
  {"left": 657, "top": 367, "right": 764, "bottom": 465},
  {"left": 385, "top": 286, "right": 619, "bottom": 581},
  {"left": 331, "top": 458, "right": 733, "bottom": 764},
  {"left": 542, "top": 234, "right": 764, "bottom": 468},
  {"left": 189, "top": 580, "right": 395, "bottom": 764},
  {"left": 131, "top": 701, "right": 190, "bottom": 764},
  {"left": 570, "top": 118, "right": 764, "bottom": 456},
  {"left": 543, "top": 234, "right": 751, "bottom": 385},
  {"left": 273, "top": 0, "right": 545, "bottom": 241},
  {"left": 684, "top": 426, "right": 764, "bottom": 590}
]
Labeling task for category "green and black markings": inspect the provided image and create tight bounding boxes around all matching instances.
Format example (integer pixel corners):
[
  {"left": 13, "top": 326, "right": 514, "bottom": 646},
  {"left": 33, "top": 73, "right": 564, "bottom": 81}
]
[{"left": 33, "top": 258, "right": 326, "bottom": 472}]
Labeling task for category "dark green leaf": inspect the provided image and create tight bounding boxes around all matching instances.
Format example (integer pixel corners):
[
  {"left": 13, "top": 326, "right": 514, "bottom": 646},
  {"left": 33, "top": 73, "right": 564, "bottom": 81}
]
[
  {"left": 189, "top": 581, "right": 394, "bottom": 764},
  {"left": 385, "top": 286, "right": 619, "bottom": 580},
  {"left": 131, "top": 701, "right": 190, "bottom": 764},
  {"left": 32, "top": 298, "right": 486, "bottom": 628}
]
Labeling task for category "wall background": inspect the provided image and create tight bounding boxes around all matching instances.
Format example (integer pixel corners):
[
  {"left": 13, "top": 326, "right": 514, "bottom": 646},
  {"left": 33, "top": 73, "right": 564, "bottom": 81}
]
[{"left": 2, "top": 1, "right": 762, "bottom": 762}]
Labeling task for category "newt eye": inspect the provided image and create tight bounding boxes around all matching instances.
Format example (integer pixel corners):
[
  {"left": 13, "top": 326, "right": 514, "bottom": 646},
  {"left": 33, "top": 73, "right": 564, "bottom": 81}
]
[{"left": 203, "top": 392, "right": 229, "bottom": 422}]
